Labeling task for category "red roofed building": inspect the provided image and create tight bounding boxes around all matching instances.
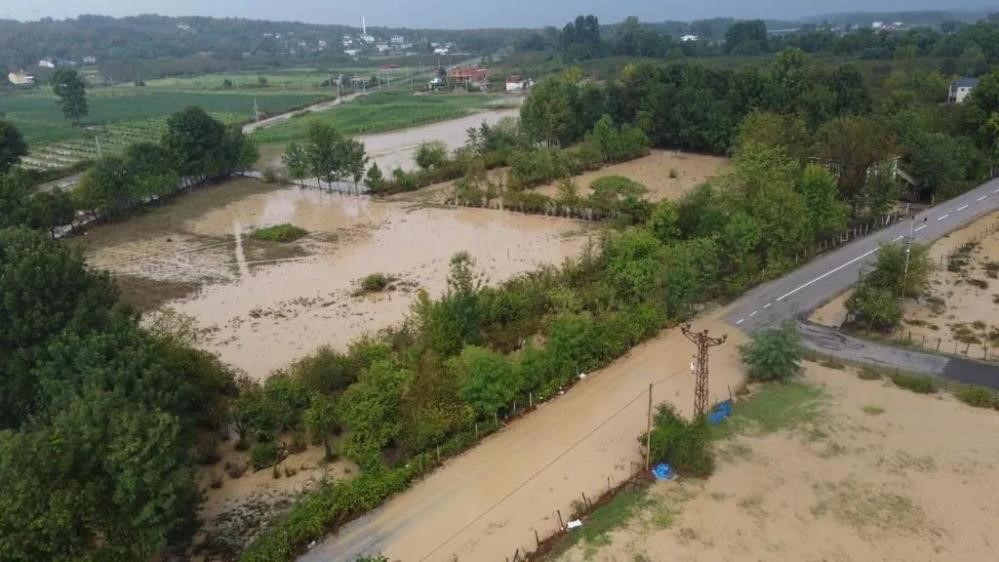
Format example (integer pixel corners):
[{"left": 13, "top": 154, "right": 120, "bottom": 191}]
[{"left": 448, "top": 67, "right": 489, "bottom": 84}]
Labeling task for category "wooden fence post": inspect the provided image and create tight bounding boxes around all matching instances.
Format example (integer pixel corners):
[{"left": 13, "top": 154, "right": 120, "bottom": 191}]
[{"left": 557, "top": 509, "right": 564, "bottom": 530}]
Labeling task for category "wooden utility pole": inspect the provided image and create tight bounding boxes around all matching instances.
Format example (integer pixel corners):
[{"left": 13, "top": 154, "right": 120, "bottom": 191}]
[
  {"left": 644, "top": 383, "right": 653, "bottom": 471},
  {"left": 681, "top": 323, "right": 727, "bottom": 419}
]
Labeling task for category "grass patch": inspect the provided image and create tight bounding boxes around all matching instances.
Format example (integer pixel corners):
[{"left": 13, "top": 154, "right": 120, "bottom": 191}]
[
  {"left": 890, "top": 373, "right": 937, "bottom": 394},
  {"left": 710, "top": 382, "right": 825, "bottom": 440},
  {"left": 252, "top": 91, "right": 504, "bottom": 145},
  {"left": 861, "top": 405, "right": 885, "bottom": 416},
  {"left": 857, "top": 367, "right": 883, "bottom": 380},
  {"left": 249, "top": 223, "right": 308, "bottom": 243},
  {"left": 953, "top": 385, "right": 998, "bottom": 409},
  {"left": 358, "top": 272, "right": 392, "bottom": 294},
  {"left": 560, "top": 485, "right": 651, "bottom": 553},
  {"left": 810, "top": 478, "right": 925, "bottom": 538}
]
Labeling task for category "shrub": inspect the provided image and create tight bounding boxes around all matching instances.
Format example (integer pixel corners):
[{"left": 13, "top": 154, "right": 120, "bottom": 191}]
[
  {"left": 857, "top": 367, "right": 882, "bottom": 380},
  {"left": 193, "top": 433, "right": 221, "bottom": 465},
  {"left": 845, "top": 284, "right": 902, "bottom": 331},
  {"left": 415, "top": 141, "right": 449, "bottom": 170},
  {"left": 359, "top": 273, "right": 391, "bottom": 293},
  {"left": 890, "top": 373, "right": 937, "bottom": 394},
  {"left": 642, "top": 403, "right": 714, "bottom": 478},
  {"left": 954, "top": 385, "right": 997, "bottom": 408},
  {"left": 209, "top": 472, "right": 224, "bottom": 489},
  {"left": 224, "top": 461, "right": 247, "bottom": 479},
  {"left": 290, "top": 346, "right": 359, "bottom": 395},
  {"left": 739, "top": 322, "right": 803, "bottom": 382},
  {"left": 250, "top": 223, "right": 308, "bottom": 243},
  {"left": 250, "top": 441, "right": 281, "bottom": 470}
]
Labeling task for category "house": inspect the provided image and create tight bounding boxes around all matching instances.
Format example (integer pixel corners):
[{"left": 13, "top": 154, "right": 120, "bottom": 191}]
[
  {"left": 38, "top": 59, "right": 55, "bottom": 68},
  {"left": 318, "top": 40, "right": 327, "bottom": 48},
  {"left": 949, "top": 77, "right": 979, "bottom": 104},
  {"left": 433, "top": 47, "right": 450, "bottom": 55},
  {"left": 681, "top": 34, "right": 698, "bottom": 42},
  {"left": 505, "top": 75, "right": 532, "bottom": 92},
  {"left": 391, "top": 35, "right": 405, "bottom": 45},
  {"left": 449, "top": 67, "right": 488, "bottom": 85},
  {"left": 82, "top": 56, "right": 97, "bottom": 64},
  {"left": 375, "top": 43, "right": 391, "bottom": 53},
  {"left": 344, "top": 49, "right": 361, "bottom": 57},
  {"left": 7, "top": 71, "right": 35, "bottom": 86}
]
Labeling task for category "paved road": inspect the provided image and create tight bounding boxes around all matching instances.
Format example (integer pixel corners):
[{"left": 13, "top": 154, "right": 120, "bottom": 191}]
[
  {"left": 725, "top": 177, "right": 999, "bottom": 385},
  {"left": 727, "top": 177, "right": 999, "bottom": 331}
]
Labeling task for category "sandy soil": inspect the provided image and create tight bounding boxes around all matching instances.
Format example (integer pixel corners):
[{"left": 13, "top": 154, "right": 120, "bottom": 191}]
[
  {"left": 533, "top": 150, "right": 730, "bottom": 202},
  {"left": 555, "top": 361, "right": 999, "bottom": 562},
  {"left": 196, "top": 438, "right": 357, "bottom": 555},
  {"left": 301, "top": 312, "right": 748, "bottom": 562},
  {"left": 78, "top": 177, "right": 593, "bottom": 379},
  {"left": 811, "top": 211, "right": 999, "bottom": 360}
]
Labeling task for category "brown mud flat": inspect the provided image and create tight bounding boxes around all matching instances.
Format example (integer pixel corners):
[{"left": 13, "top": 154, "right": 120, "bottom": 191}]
[
  {"left": 79, "top": 177, "right": 593, "bottom": 379},
  {"left": 811, "top": 210, "right": 999, "bottom": 360},
  {"left": 533, "top": 150, "right": 730, "bottom": 203},
  {"left": 552, "top": 362, "right": 999, "bottom": 562}
]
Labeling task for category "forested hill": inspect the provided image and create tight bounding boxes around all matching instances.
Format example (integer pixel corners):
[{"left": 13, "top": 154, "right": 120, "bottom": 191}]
[{"left": 0, "top": 15, "right": 521, "bottom": 71}]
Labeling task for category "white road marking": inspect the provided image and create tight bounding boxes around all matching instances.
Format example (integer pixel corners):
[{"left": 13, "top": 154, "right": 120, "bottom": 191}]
[
  {"left": 914, "top": 224, "right": 927, "bottom": 232},
  {"left": 957, "top": 204, "right": 969, "bottom": 211},
  {"left": 937, "top": 214, "right": 949, "bottom": 221},
  {"left": 763, "top": 302, "right": 772, "bottom": 308},
  {"left": 892, "top": 235, "right": 904, "bottom": 241},
  {"left": 776, "top": 247, "right": 880, "bottom": 302},
  {"left": 749, "top": 310, "right": 758, "bottom": 317},
  {"left": 994, "top": 188, "right": 999, "bottom": 194},
  {"left": 735, "top": 318, "right": 745, "bottom": 325},
  {"left": 978, "top": 195, "right": 988, "bottom": 202}
]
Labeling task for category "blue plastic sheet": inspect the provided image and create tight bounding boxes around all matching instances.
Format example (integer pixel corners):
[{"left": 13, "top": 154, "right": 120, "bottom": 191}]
[
  {"left": 708, "top": 399, "right": 734, "bottom": 425},
  {"left": 651, "top": 463, "right": 673, "bottom": 481}
]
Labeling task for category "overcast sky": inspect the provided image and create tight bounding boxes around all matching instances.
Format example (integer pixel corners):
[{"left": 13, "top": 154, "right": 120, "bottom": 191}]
[{"left": 3, "top": 1, "right": 989, "bottom": 28}]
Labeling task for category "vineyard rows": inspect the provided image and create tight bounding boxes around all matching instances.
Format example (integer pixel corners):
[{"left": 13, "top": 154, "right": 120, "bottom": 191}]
[{"left": 20, "top": 113, "right": 244, "bottom": 171}]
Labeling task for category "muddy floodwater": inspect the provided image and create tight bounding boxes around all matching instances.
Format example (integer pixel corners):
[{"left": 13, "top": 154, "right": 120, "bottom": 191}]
[{"left": 79, "top": 178, "right": 592, "bottom": 379}]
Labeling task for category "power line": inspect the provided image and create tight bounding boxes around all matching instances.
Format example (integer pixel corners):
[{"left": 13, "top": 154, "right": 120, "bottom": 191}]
[{"left": 417, "top": 364, "right": 694, "bottom": 561}]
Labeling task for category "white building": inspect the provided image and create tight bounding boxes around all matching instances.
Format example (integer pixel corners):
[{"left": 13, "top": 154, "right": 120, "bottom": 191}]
[
  {"left": 38, "top": 59, "right": 55, "bottom": 68},
  {"left": 505, "top": 75, "right": 532, "bottom": 92},
  {"left": 872, "top": 21, "right": 884, "bottom": 29},
  {"left": 391, "top": 35, "right": 405, "bottom": 45},
  {"left": 344, "top": 49, "right": 361, "bottom": 57},
  {"left": 681, "top": 34, "right": 698, "bottom": 42},
  {"left": 82, "top": 55, "right": 97, "bottom": 64},
  {"left": 949, "top": 76, "right": 979, "bottom": 104},
  {"left": 433, "top": 47, "right": 450, "bottom": 55},
  {"left": 376, "top": 43, "right": 391, "bottom": 53},
  {"left": 7, "top": 71, "right": 35, "bottom": 86}
]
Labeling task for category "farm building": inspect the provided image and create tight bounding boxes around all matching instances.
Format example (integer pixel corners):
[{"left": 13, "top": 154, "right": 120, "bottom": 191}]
[
  {"left": 505, "top": 75, "right": 532, "bottom": 92},
  {"left": 7, "top": 71, "right": 35, "bottom": 85},
  {"left": 949, "top": 77, "right": 979, "bottom": 104},
  {"left": 448, "top": 67, "right": 489, "bottom": 84},
  {"left": 681, "top": 34, "right": 698, "bottom": 42}
]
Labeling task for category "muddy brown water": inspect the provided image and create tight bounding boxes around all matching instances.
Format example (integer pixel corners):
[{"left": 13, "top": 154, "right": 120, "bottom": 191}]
[{"left": 80, "top": 178, "right": 593, "bottom": 379}]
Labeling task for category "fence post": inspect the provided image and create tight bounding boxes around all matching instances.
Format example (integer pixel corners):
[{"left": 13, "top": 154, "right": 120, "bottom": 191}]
[
  {"left": 581, "top": 491, "right": 590, "bottom": 509},
  {"left": 937, "top": 338, "right": 941, "bottom": 351},
  {"left": 557, "top": 509, "right": 564, "bottom": 530},
  {"left": 535, "top": 528, "right": 540, "bottom": 547},
  {"left": 529, "top": 392, "right": 533, "bottom": 408}
]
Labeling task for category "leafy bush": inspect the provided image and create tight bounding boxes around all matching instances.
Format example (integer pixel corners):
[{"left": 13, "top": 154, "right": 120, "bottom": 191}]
[
  {"left": 250, "top": 223, "right": 308, "bottom": 243},
  {"left": 739, "top": 322, "right": 803, "bottom": 382},
  {"left": 290, "top": 346, "right": 360, "bottom": 395},
  {"left": 890, "top": 373, "right": 937, "bottom": 394},
  {"left": 643, "top": 403, "right": 714, "bottom": 477},
  {"left": 250, "top": 441, "right": 281, "bottom": 470},
  {"left": 954, "top": 385, "right": 997, "bottom": 408},
  {"left": 414, "top": 140, "right": 449, "bottom": 170},
  {"left": 359, "top": 273, "right": 391, "bottom": 293},
  {"left": 845, "top": 284, "right": 902, "bottom": 331}
]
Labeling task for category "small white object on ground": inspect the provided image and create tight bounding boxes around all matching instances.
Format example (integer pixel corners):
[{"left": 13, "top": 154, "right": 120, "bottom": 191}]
[{"left": 567, "top": 519, "right": 583, "bottom": 530}]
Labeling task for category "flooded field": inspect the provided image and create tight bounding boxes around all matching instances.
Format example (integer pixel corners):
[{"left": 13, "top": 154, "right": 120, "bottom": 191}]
[
  {"left": 533, "top": 150, "right": 730, "bottom": 202},
  {"left": 77, "top": 177, "right": 593, "bottom": 379}
]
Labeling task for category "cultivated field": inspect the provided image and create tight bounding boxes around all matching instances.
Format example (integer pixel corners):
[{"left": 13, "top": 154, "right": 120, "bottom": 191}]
[{"left": 550, "top": 361, "right": 999, "bottom": 562}]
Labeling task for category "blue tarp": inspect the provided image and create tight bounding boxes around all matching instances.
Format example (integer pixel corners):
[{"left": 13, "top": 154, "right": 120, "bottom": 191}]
[
  {"left": 708, "top": 399, "right": 734, "bottom": 425},
  {"left": 651, "top": 463, "right": 673, "bottom": 481}
]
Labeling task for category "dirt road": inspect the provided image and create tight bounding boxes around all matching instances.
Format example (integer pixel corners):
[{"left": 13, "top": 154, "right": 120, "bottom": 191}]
[{"left": 301, "top": 315, "right": 746, "bottom": 562}]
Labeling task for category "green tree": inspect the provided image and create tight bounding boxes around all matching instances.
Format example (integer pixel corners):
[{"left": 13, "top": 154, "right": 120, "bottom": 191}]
[
  {"left": 365, "top": 162, "right": 385, "bottom": 191},
  {"left": 449, "top": 346, "right": 520, "bottom": 418},
  {"left": 603, "top": 228, "right": 665, "bottom": 302},
  {"left": 76, "top": 155, "right": 133, "bottom": 217},
  {"left": 958, "top": 44, "right": 987, "bottom": 76},
  {"left": 724, "top": 20, "right": 768, "bottom": 55},
  {"left": 0, "top": 119, "right": 28, "bottom": 172},
  {"left": 413, "top": 252, "right": 482, "bottom": 356},
  {"left": 845, "top": 284, "right": 902, "bottom": 330},
  {"left": 162, "top": 106, "right": 226, "bottom": 183},
  {"left": 738, "top": 321, "right": 803, "bottom": 382},
  {"left": 520, "top": 76, "right": 579, "bottom": 147},
  {"left": 336, "top": 360, "right": 412, "bottom": 469},
  {"left": 798, "top": 164, "right": 847, "bottom": 240},
  {"left": 25, "top": 188, "right": 75, "bottom": 237},
  {"left": 816, "top": 116, "right": 895, "bottom": 214},
  {"left": 735, "top": 111, "right": 809, "bottom": 162},
  {"left": 662, "top": 238, "right": 719, "bottom": 317},
  {"left": 862, "top": 172, "right": 899, "bottom": 218},
  {"left": 0, "top": 391, "right": 199, "bottom": 562},
  {"left": 648, "top": 199, "right": 680, "bottom": 243},
  {"left": 125, "top": 142, "right": 179, "bottom": 202},
  {"left": 414, "top": 141, "right": 449, "bottom": 170},
  {"left": 282, "top": 141, "right": 309, "bottom": 181},
  {"left": 51, "top": 68, "right": 88, "bottom": 126},
  {"left": 865, "top": 242, "right": 932, "bottom": 298},
  {"left": 303, "top": 394, "right": 340, "bottom": 460}
]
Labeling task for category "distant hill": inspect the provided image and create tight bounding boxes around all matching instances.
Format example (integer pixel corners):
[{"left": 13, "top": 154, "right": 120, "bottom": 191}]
[{"left": 801, "top": 9, "right": 989, "bottom": 27}]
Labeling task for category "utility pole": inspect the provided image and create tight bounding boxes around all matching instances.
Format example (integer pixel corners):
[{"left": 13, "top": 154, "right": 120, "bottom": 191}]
[
  {"left": 901, "top": 213, "right": 915, "bottom": 300},
  {"left": 681, "top": 323, "right": 727, "bottom": 419}
]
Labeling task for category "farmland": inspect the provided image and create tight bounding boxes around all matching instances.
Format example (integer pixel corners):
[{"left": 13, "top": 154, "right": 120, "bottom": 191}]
[{"left": 250, "top": 91, "right": 510, "bottom": 145}]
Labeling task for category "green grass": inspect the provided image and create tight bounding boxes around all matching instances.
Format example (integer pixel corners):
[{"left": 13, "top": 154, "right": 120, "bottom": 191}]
[
  {"left": 249, "top": 223, "right": 308, "bottom": 243},
  {"left": 890, "top": 373, "right": 937, "bottom": 394},
  {"left": 710, "top": 383, "right": 826, "bottom": 440},
  {"left": 252, "top": 91, "right": 507, "bottom": 145},
  {"left": 953, "top": 385, "right": 998, "bottom": 409},
  {"left": 550, "top": 485, "right": 651, "bottom": 558},
  {"left": 2, "top": 89, "right": 327, "bottom": 146}
]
